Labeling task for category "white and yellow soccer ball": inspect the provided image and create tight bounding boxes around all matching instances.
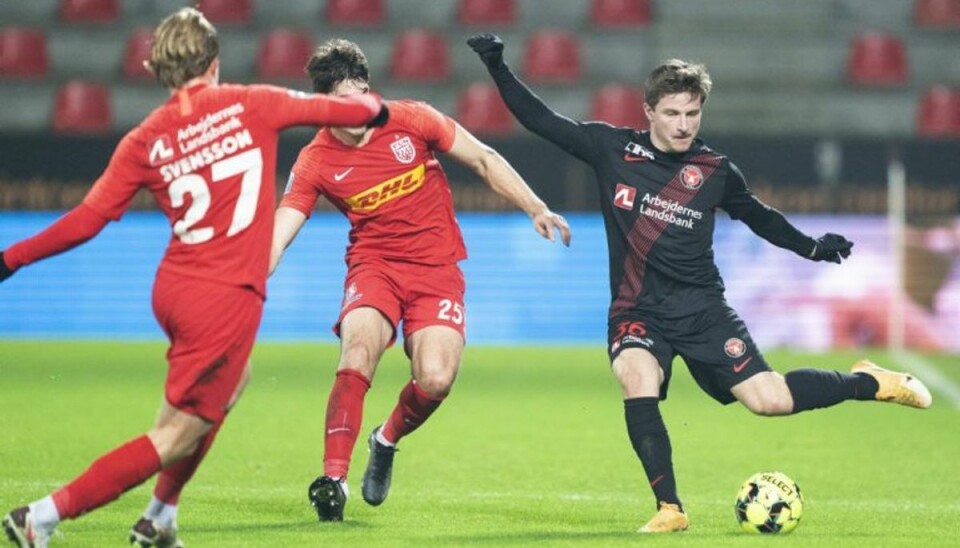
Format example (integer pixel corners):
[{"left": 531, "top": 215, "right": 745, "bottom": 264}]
[{"left": 734, "top": 471, "right": 804, "bottom": 534}]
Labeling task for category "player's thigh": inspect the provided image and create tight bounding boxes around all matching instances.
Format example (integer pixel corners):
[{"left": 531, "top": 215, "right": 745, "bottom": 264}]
[
  {"left": 400, "top": 263, "right": 466, "bottom": 342},
  {"left": 152, "top": 272, "right": 263, "bottom": 423},
  {"left": 608, "top": 316, "right": 673, "bottom": 399},
  {"left": 334, "top": 261, "right": 403, "bottom": 347},
  {"left": 729, "top": 370, "right": 792, "bottom": 415},
  {"left": 405, "top": 325, "right": 465, "bottom": 395},
  {"left": 675, "top": 304, "right": 772, "bottom": 405},
  {"left": 338, "top": 306, "right": 395, "bottom": 377},
  {"left": 611, "top": 348, "right": 664, "bottom": 398}
]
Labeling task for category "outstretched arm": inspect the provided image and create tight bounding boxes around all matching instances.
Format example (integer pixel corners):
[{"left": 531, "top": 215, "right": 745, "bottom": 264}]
[
  {"left": 270, "top": 206, "right": 308, "bottom": 275},
  {"left": 0, "top": 203, "right": 110, "bottom": 283},
  {"left": 722, "top": 163, "right": 853, "bottom": 263},
  {"left": 468, "top": 34, "right": 598, "bottom": 163},
  {"left": 446, "top": 123, "right": 571, "bottom": 246}
]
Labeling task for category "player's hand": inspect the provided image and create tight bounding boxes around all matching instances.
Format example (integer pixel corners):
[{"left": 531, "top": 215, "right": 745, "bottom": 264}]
[
  {"left": 467, "top": 34, "right": 505, "bottom": 70},
  {"left": 532, "top": 210, "right": 572, "bottom": 247},
  {"left": 368, "top": 103, "right": 390, "bottom": 128},
  {"left": 808, "top": 233, "right": 853, "bottom": 264},
  {"left": 0, "top": 251, "right": 15, "bottom": 282}
]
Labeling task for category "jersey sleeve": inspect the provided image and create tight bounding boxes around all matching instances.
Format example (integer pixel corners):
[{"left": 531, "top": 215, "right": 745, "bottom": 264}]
[
  {"left": 407, "top": 102, "right": 457, "bottom": 153},
  {"left": 246, "top": 85, "right": 382, "bottom": 131},
  {"left": 721, "top": 160, "right": 816, "bottom": 256},
  {"left": 488, "top": 64, "right": 600, "bottom": 164},
  {"left": 82, "top": 132, "right": 146, "bottom": 221},
  {"left": 278, "top": 150, "right": 324, "bottom": 217}
]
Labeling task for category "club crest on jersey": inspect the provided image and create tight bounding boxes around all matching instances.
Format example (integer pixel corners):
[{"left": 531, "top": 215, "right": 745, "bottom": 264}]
[
  {"left": 613, "top": 183, "right": 636, "bottom": 210},
  {"left": 390, "top": 136, "right": 416, "bottom": 164},
  {"left": 680, "top": 165, "right": 704, "bottom": 190},
  {"left": 148, "top": 134, "right": 174, "bottom": 166},
  {"left": 342, "top": 282, "right": 363, "bottom": 309},
  {"left": 724, "top": 337, "right": 746, "bottom": 358}
]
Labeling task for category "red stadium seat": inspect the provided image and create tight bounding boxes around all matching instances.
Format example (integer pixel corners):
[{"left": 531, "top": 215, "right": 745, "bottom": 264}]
[
  {"left": 916, "top": 85, "right": 960, "bottom": 137},
  {"left": 523, "top": 30, "right": 581, "bottom": 83},
  {"left": 197, "top": 0, "right": 253, "bottom": 25},
  {"left": 591, "top": 84, "right": 649, "bottom": 129},
  {"left": 122, "top": 27, "right": 155, "bottom": 82},
  {"left": 456, "top": 82, "right": 514, "bottom": 135},
  {"left": 457, "top": 0, "right": 517, "bottom": 25},
  {"left": 326, "top": 0, "right": 385, "bottom": 25},
  {"left": 0, "top": 27, "right": 49, "bottom": 78},
  {"left": 390, "top": 29, "right": 450, "bottom": 82},
  {"left": 53, "top": 80, "right": 113, "bottom": 135},
  {"left": 846, "top": 32, "right": 908, "bottom": 87},
  {"left": 915, "top": 0, "right": 960, "bottom": 28},
  {"left": 256, "top": 28, "right": 314, "bottom": 80},
  {"left": 59, "top": 0, "right": 119, "bottom": 23},
  {"left": 591, "top": 0, "right": 652, "bottom": 27}
]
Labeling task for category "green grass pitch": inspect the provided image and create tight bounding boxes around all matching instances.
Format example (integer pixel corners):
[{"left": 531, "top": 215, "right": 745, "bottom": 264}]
[{"left": 1, "top": 341, "right": 957, "bottom": 546}]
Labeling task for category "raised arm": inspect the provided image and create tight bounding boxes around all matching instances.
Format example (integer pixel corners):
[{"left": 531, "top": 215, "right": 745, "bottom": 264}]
[
  {"left": 446, "top": 123, "right": 571, "bottom": 246},
  {"left": 250, "top": 85, "right": 389, "bottom": 131},
  {"left": 467, "top": 34, "right": 598, "bottom": 164}
]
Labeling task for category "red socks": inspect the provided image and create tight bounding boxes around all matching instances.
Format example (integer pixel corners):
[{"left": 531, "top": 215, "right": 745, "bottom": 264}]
[
  {"left": 51, "top": 435, "right": 161, "bottom": 520},
  {"left": 381, "top": 380, "right": 446, "bottom": 444},
  {"left": 153, "top": 420, "right": 224, "bottom": 505},
  {"left": 323, "top": 369, "right": 371, "bottom": 479}
]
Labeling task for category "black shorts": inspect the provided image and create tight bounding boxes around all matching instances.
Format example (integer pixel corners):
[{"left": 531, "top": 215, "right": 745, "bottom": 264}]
[{"left": 607, "top": 303, "right": 771, "bottom": 404}]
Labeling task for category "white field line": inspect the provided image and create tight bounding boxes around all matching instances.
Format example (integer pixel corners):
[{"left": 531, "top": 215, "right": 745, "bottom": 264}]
[{"left": 895, "top": 351, "right": 960, "bottom": 411}]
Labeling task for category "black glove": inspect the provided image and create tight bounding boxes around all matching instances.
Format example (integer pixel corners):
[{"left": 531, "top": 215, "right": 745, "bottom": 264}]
[
  {"left": 467, "top": 33, "right": 505, "bottom": 71},
  {"left": 0, "top": 251, "right": 14, "bottom": 282},
  {"left": 808, "top": 233, "right": 853, "bottom": 264},
  {"left": 367, "top": 103, "right": 390, "bottom": 128}
]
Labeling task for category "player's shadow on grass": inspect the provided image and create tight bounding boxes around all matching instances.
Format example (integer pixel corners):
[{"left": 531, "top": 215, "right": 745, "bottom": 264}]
[
  {"left": 185, "top": 519, "right": 377, "bottom": 533},
  {"left": 437, "top": 531, "right": 639, "bottom": 544}
]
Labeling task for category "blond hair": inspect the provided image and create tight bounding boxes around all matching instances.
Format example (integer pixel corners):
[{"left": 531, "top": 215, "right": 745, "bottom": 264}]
[{"left": 147, "top": 7, "right": 219, "bottom": 89}]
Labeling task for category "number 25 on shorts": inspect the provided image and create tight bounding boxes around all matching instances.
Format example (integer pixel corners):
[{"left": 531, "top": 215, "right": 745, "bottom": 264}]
[{"left": 437, "top": 298, "right": 464, "bottom": 325}]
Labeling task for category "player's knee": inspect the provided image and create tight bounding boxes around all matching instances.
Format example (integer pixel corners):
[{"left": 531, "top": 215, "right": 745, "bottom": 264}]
[{"left": 415, "top": 368, "right": 456, "bottom": 396}]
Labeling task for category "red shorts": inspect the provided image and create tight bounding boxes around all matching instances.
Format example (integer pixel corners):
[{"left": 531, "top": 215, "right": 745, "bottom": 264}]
[
  {"left": 335, "top": 259, "right": 466, "bottom": 344},
  {"left": 152, "top": 270, "right": 263, "bottom": 422}
]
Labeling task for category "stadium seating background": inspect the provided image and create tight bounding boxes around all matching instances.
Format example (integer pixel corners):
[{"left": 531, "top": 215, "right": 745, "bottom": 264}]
[{"left": 1, "top": 0, "right": 960, "bottom": 137}]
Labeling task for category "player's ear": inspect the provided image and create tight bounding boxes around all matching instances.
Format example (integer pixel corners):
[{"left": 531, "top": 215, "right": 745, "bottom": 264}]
[
  {"left": 207, "top": 57, "right": 220, "bottom": 83},
  {"left": 643, "top": 101, "right": 655, "bottom": 122}
]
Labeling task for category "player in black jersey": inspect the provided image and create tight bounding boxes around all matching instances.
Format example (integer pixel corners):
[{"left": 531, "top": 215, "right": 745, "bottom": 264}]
[{"left": 468, "top": 34, "right": 934, "bottom": 533}]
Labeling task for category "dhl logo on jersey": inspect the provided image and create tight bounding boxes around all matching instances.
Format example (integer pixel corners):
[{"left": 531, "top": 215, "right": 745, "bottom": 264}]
[{"left": 344, "top": 163, "right": 426, "bottom": 213}]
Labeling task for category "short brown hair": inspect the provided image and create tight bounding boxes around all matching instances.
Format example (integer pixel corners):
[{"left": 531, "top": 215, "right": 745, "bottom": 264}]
[
  {"left": 305, "top": 39, "right": 370, "bottom": 93},
  {"left": 644, "top": 59, "right": 712, "bottom": 109},
  {"left": 147, "top": 7, "right": 219, "bottom": 89}
]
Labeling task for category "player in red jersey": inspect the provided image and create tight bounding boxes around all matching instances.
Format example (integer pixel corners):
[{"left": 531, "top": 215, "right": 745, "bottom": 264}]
[
  {"left": 0, "top": 9, "right": 386, "bottom": 548},
  {"left": 270, "top": 38, "right": 571, "bottom": 522}
]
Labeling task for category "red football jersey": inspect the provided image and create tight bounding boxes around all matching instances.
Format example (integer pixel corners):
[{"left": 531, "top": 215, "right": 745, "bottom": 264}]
[
  {"left": 83, "top": 83, "right": 379, "bottom": 297},
  {"left": 281, "top": 100, "right": 467, "bottom": 266}
]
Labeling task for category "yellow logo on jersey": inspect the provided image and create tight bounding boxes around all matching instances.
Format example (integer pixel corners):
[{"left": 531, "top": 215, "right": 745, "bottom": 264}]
[{"left": 344, "top": 163, "right": 426, "bottom": 213}]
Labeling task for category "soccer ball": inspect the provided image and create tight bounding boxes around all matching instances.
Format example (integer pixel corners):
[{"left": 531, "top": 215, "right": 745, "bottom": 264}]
[{"left": 734, "top": 471, "right": 804, "bottom": 534}]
